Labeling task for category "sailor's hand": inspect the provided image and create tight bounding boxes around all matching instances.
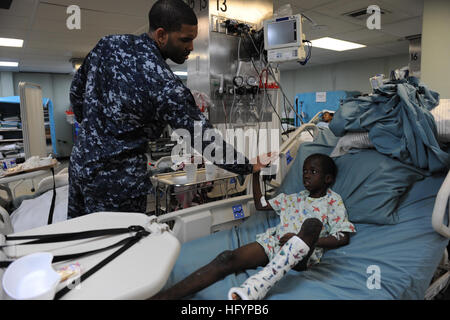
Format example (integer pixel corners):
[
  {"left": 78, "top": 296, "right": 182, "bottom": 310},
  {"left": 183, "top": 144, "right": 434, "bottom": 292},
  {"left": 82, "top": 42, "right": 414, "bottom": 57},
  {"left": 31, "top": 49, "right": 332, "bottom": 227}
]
[{"left": 252, "top": 152, "right": 278, "bottom": 173}]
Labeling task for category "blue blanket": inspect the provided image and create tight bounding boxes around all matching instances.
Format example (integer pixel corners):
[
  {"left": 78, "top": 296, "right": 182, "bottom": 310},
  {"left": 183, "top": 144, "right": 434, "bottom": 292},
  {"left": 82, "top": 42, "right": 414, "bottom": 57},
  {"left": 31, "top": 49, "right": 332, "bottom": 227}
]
[{"left": 329, "top": 77, "right": 450, "bottom": 173}]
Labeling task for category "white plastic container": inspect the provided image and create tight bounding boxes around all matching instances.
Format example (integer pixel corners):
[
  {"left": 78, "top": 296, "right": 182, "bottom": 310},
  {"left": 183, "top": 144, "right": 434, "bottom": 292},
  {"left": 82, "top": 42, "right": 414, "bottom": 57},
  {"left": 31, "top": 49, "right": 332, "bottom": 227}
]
[{"left": 2, "top": 252, "right": 60, "bottom": 300}]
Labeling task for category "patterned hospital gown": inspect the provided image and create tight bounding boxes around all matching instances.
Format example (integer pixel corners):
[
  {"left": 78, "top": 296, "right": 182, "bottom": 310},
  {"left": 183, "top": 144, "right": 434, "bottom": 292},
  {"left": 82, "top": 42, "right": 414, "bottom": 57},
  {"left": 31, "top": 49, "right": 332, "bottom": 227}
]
[
  {"left": 68, "top": 33, "right": 253, "bottom": 218},
  {"left": 256, "top": 189, "right": 356, "bottom": 266}
]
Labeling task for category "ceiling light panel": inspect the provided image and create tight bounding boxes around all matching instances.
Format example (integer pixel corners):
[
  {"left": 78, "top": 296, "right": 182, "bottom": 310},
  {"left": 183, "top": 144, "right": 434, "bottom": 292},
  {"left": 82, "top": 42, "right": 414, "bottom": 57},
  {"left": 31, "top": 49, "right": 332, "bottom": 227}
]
[
  {"left": 0, "top": 37, "right": 24, "bottom": 47},
  {"left": 310, "top": 37, "right": 366, "bottom": 51}
]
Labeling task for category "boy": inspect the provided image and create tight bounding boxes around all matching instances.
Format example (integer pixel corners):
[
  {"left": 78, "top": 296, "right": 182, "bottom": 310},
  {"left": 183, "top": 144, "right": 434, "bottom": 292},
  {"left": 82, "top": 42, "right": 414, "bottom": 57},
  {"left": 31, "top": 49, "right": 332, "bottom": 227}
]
[
  {"left": 229, "top": 153, "right": 355, "bottom": 299},
  {"left": 151, "top": 154, "right": 355, "bottom": 300}
]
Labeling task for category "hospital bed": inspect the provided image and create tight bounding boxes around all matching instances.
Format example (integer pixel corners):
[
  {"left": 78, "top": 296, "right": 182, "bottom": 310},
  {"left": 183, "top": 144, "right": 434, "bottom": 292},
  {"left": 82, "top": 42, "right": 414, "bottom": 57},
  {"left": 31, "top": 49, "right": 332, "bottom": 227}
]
[{"left": 158, "top": 126, "right": 450, "bottom": 300}]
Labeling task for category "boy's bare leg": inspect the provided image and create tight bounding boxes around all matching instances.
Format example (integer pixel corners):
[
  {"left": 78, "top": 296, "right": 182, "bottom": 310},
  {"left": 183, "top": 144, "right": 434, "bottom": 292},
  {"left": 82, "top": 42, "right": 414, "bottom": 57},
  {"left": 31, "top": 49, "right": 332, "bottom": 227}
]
[
  {"left": 229, "top": 218, "right": 323, "bottom": 300},
  {"left": 150, "top": 242, "right": 269, "bottom": 300}
]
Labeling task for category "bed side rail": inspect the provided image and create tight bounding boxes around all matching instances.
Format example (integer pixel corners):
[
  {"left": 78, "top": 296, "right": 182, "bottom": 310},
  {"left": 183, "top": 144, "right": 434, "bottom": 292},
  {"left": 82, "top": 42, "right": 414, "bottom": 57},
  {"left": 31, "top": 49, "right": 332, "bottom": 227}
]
[
  {"left": 157, "top": 195, "right": 256, "bottom": 243},
  {"left": 432, "top": 170, "right": 450, "bottom": 238},
  {"left": 0, "top": 205, "right": 13, "bottom": 235},
  {"left": 267, "top": 123, "right": 318, "bottom": 190}
]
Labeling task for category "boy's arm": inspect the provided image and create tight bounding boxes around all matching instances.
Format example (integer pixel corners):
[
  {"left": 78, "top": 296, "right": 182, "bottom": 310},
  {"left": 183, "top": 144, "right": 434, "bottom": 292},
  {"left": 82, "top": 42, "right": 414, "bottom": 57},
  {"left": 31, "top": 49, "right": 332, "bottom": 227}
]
[
  {"left": 316, "top": 232, "right": 350, "bottom": 249},
  {"left": 252, "top": 172, "right": 273, "bottom": 211}
]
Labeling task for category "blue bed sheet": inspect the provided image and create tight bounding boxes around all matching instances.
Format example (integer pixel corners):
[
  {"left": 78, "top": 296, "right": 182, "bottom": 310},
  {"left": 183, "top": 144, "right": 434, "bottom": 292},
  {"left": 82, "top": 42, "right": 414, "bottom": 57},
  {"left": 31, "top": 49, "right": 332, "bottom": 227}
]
[{"left": 163, "top": 134, "right": 449, "bottom": 300}]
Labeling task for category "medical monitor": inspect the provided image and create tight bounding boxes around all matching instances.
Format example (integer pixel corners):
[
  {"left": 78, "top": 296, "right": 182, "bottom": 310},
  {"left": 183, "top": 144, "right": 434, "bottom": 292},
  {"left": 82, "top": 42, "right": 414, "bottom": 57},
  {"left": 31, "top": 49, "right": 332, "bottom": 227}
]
[{"left": 264, "top": 15, "right": 302, "bottom": 51}]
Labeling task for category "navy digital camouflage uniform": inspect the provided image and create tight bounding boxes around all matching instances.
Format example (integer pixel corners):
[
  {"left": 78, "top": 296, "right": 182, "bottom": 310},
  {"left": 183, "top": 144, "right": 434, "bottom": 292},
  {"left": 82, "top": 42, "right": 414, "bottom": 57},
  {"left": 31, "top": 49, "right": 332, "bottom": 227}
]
[{"left": 69, "top": 33, "right": 253, "bottom": 218}]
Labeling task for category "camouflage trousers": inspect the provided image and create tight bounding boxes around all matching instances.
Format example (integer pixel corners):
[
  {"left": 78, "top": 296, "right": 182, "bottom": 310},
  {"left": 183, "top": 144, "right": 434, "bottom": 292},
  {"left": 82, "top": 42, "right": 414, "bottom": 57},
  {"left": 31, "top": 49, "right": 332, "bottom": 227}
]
[{"left": 68, "top": 160, "right": 149, "bottom": 219}]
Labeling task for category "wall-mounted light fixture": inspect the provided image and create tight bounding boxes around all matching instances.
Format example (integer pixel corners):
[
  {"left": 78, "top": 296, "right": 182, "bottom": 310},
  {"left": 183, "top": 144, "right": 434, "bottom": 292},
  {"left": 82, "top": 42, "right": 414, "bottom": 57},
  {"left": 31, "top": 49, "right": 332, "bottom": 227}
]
[
  {"left": 70, "top": 58, "right": 84, "bottom": 71},
  {"left": 310, "top": 37, "right": 366, "bottom": 51},
  {"left": 0, "top": 61, "right": 19, "bottom": 67},
  {"left": 174, "top": 71, "right": 188, "bottom": 77}
]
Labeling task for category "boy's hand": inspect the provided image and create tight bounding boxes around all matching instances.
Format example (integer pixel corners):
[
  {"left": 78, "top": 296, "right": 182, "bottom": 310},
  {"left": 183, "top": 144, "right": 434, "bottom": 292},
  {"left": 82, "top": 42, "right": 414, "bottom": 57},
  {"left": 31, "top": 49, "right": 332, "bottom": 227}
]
[
  {"left": 252, "top": 152, "right": 279, "bottom": 173},
  {"left": 279, "top": 233, "right": 296, "bottom": 247}
]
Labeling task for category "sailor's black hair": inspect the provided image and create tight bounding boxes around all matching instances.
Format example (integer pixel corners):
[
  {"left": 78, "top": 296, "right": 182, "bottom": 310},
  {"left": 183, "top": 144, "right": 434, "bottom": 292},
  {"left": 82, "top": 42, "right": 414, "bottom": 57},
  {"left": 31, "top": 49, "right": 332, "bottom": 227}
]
[{"left": 149, "top": 0, "right": 198, "bottom": 32}]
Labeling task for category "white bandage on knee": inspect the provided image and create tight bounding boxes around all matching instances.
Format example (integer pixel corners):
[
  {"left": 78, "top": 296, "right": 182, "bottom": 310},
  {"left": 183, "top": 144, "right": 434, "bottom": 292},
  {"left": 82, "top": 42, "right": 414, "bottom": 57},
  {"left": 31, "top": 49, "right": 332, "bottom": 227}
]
[{"left": 228, "top": 235, "right": 310, "bottom": 300}]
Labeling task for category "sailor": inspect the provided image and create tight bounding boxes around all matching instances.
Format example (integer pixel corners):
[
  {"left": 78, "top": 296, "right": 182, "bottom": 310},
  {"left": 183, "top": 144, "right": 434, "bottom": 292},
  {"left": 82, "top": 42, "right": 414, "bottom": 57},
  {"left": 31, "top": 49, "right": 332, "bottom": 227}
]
[{"left": 68, "top": 0, "right": 265, "bottom": 218}]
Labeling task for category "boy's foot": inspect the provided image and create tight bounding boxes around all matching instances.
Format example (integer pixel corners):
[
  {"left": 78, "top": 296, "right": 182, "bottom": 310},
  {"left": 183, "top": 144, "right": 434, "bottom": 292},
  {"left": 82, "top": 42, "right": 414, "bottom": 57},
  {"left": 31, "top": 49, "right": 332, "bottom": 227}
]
[
  {"left": 231, "top": 293, "right": 242, "bottom": 300},
  {"left": 228, "top": 287, "right": 250, "bottom": 300}
]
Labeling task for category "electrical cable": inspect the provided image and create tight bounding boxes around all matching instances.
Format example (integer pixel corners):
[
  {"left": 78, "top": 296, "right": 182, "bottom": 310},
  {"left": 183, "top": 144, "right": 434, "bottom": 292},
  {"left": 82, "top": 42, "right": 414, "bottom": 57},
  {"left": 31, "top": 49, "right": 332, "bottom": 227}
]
[
  {"left": 237, "top": 26, "right": 319, "bottom": 142},
  {"left": 241, "top": 30, "right": 314, "bottom": 136},
  {"left": 238, "top": 31, "right": 286, "bottom": 134},
  {"left": 229, "top": 37, "right": 242, "bottom": 127},
  {"left": 222, "top": 99, "right": 228, "bottom": 127},
  {"left": 240, "top": 34, "right": 265, "bottom": 133},
  {"left": 257, "top": 73, "right": 286, "bottom": 134},
  {"left": 298, "top": 40, "right": 312, "bottom": 66},
  {"left": 265, "top": 63, "right": 304, "bottom": 125},
  {"left": 244, "top": 29, "right": 306, "bottom": 126},
  {"left": 228, "top": 86, "right": 237, "bottom": 127}
]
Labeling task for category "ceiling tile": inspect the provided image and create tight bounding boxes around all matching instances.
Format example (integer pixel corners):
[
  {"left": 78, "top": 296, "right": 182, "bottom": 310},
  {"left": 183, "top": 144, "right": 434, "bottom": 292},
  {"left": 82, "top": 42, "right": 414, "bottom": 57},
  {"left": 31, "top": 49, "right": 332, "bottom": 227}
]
[
  {"left": 377, "top": 0, "right": 424, "bottom": 18},
  {"left": 300, "top": 11, "right": 363, "bottom": 37},
  {"left": 381, "top": 17, "right": 423, "bottom": 37},
  {"left": 0, "top": 14, "right": 31, "bottom": 30},
  {"left": 0, "top": 27, "right": 28, "bottom": 39},
  {"left": 0, "top": 0, "right": 36, "bottom": 18},
  {"left": 40, "top": 0, "right": 155, "bottom": 17},
  {"left": 274, "top": 0, "right": 331, "bottom": 12},
  {"left": 336, "top": 28, "right": 402, "bottom": 45},
  {"left": 312, "top": 0, "right": 414, "bottom": 26}
]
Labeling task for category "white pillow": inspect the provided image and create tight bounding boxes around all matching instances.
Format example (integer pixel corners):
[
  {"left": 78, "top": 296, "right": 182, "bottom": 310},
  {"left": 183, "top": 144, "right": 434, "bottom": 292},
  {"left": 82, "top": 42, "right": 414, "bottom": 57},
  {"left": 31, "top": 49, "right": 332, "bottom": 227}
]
[
  {"left": 10, "top": 185, "right": 69, "bottom": 233},
  {"left": 431, "top": 99, "right": 450, "bottom": 142},
  {"left": 330, "top": 132, "right": 373, "bottom": 158}
]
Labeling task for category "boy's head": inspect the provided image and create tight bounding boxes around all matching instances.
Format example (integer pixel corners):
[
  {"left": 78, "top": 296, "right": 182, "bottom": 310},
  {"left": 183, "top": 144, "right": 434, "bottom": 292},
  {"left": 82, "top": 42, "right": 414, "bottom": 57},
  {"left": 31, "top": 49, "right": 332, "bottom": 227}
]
[{"left": 302, "top": 154, "right": 337, "bottom": 197}]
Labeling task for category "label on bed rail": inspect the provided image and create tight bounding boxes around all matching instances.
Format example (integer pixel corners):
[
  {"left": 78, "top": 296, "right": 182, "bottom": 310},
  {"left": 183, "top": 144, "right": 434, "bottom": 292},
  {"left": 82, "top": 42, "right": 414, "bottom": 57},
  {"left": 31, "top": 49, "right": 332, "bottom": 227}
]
[
  {"left": 232, "top": 204, "right": 245, "bottom": 219},
  {"left": 286, "top": 150, "right": 293, "bottom": 165}
]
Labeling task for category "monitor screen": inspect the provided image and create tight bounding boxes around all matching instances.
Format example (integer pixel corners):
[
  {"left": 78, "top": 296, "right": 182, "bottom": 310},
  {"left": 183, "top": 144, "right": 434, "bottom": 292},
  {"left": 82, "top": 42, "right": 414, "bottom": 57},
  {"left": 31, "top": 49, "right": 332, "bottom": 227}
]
[{"left": 267, "top": 20, "right": 297, "bottom": 47}]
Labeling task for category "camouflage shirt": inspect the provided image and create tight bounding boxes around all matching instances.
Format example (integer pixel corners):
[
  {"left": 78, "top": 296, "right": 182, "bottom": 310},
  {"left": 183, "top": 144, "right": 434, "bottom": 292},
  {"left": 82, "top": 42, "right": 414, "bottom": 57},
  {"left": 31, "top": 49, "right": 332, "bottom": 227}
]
[{"left": 69, "top": 33, "right": 253, "bottom": 196}]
